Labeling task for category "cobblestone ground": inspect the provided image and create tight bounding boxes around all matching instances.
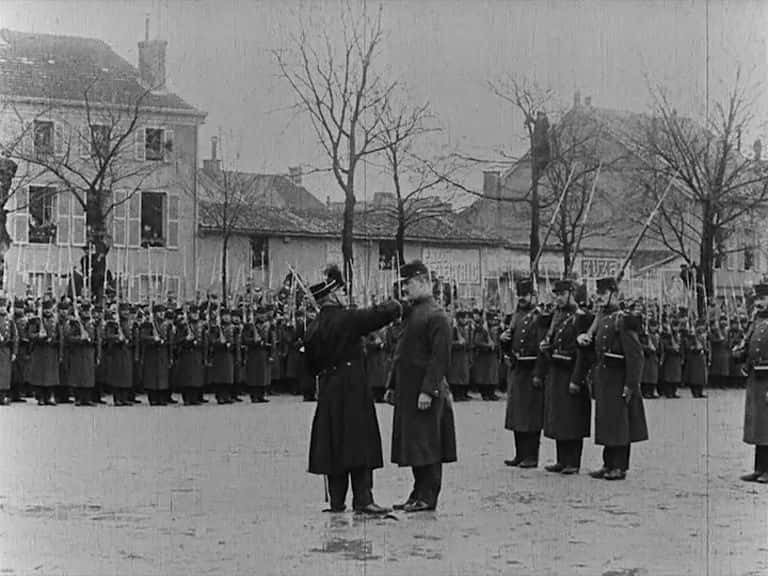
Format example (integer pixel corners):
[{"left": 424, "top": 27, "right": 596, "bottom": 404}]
[{"left": 0, "top": 389, "right": 766, "bottom": 575}]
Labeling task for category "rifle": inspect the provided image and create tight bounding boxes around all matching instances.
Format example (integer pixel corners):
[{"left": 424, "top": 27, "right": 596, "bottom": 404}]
[
  {"left": 531, "top": 165, "right": 576, "bottom": 275},
  {"left": 566, "top": 163, "right": 602, "bottom": 277}
]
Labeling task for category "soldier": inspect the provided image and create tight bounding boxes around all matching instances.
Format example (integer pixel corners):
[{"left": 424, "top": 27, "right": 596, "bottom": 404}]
[
  {"left": 175, "top": 303, "right": 207, "bottom": 405},
  {"left": 207, "top": 306, "right": 238, "bottom": 404},
  {"left": 66, "top": 302, "right": 99, "bottom": 406},
  {"left": 734, "top": 282, "right": 768, "bottom": 483},
  {"left": 139, "top": 304, "right": 173, "bottom": 406},
  {"left": 243, "top": 306, "right": 271, "bottom": 403},
  {"left": 584, "top": 277, "right": 649, "bottom": 481},
  {"left": 91, "top": 304, "right": 107, "bottom": 404},
  {"left": 729, "top": 317, "right": 747, "bottom": 388},
  {"left": 0, "top": 295, "right": 19, "bottom": 405},
  {"left": 10, "top": 298, "right": 28, "bottom": 402},
  {"left": 102, "top": 303, "right": 135, "bottom": 406},
  {"left": 448, "top": 311, "right": 471, "bottom": 401},
  {"left": 55, "top": 300, "right": 73, "bottom": 404},
  {"left": 537, "top": 279, "right": 592, "bottom": 475},
  {"left": 471, "top": 311, "right": 499, "bottom": 401},
  {"left": 305, "top": 264, "right": 402, "bottom": 515},
  {"left": 659, "top": 315, "right": 683, "bottom": 398},
  {"left": 501, "top": 278, "right": 546, "bottom": 468},
  {"left": 386, "top": 260, "right": 457, "bottom": 513},
  {"left": 683, "top": 319, "right": 709, "bottom": 398},
  {"left": 709, "top": 316, "right": 731, "bottom": 389},
  {"left": 29, "top": 299, "right": 62, "bottom": 406},
  {"left": 640, "top": 318, "right": 661, "bottom": 399},
  {"left": 230, "top": 308, "right": 245, "bottom": 402}
]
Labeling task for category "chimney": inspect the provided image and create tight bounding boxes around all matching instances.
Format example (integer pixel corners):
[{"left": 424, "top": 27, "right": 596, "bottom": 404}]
[
  {"left": 755, "top": 139, "right": 762, "bottom": 162},
  {"left": 138, "top": 17, "right": 167, "bottom": 91},
  {"left": 483, "top": 170, "right": 501, "bottom": 197},
  {"left": 288, "top": 166, "right": 302, "bottom": 187},
  {"left": 326, "top": 195, "right": 331, "bottom": 208},
  {"left": 573, "top": 90, "right": 581, "bottom": 108},
  {"left": 584, "top": 96, "right": 592, "bottom": 107},
  {"left": 203, "top": 136, "right": 221, "bottom": 173}
]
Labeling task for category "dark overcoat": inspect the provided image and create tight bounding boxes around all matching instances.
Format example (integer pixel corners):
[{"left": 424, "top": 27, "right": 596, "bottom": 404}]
[
  {"left": 0, "top": 317, "right": 18, "bottom": 391},
  {"left": 740, "top": 316, "right": 768, "bottom": 445},
  {"left": 101, "top": 320, "right": 135, "bottom": 389},
  {"left": 709, "top": 332, "right": 731, "bottom": 377},
  {"left": 140, "top": 320, "right": 173, "bottom": 391},
  {"left": 593, "top": 308, "right": 649, "bottom": 446},
  {"left": 447, "top": 324, "right": 470, "bottom": 386},
  {"left": 243, "top": 323, "right": 270, "bottom": 389},
  {"left": 207, "top": 324, "right": 237, "bottom": 384},
  {"left": 470, "top": 324, "right": 497, "bottom": 386},
  {"left": 64, "top": 321, "right": 96, "bottom": 389},
  {"left": 659, "top": 331, "right": 683, "bottom": 383},
  {"left": 641, "top": 331, "right": 660, "bottom": 385},
  {"left": 173, "top": 322, "right": 206, "bottom": 389},
  {"left": 29, "top": 318, "right": 61, "bottom": 389},
  {"left": 682, "top": 332, "right": 709, "bottom": 387},
  {"left": 306, "top": 301, "right": 401, "bottom": 475},
  {"left": 538, "top": 307, "right": 591, "bottom": 440},
  {"left": 389, "top": 296, "right": 457, "bottom": 467},
  {"left": 504, "top": 304, "right": 546, "bottom": 432},
  {"left": 365, "top": 330, "right": 388, "bottom": 391}
]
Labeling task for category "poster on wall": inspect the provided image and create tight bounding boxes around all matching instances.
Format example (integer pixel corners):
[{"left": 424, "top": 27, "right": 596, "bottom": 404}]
[{"left": 421, "top": 246, "right": 481, "bottom": 283}]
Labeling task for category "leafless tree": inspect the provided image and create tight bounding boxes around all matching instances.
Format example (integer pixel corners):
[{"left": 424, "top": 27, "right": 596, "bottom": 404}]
[
  {"left": 196, "top": 138, "right": 262, "bottom": 308},
  {"left": 625, "top": 74, "right": 768, "bottom": 312},
  {"left": 274, "top": 6, "right": 403, "bottom": 299},
  {"left": 4, "top": 86, "right": 168, "bottom": 302}
]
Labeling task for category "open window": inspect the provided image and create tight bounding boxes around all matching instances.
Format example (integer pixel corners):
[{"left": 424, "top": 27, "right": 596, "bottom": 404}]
[
  {"left": 251, "top": 236, "right": 269, "bottom": 270},
  {"left": 28, "top": 185, "right": 57, "bottom": 244},
  {"left": 378, "top": 239, "right": 397, "bottom": 270},
  {"left": 141, "top": 191, "right": 165, "bottom": 247}
]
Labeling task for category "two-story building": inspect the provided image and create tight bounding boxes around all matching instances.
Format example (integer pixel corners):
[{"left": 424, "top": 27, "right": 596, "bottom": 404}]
[{"left": 0, "top": 27, "right": 205, "bottom": 301}]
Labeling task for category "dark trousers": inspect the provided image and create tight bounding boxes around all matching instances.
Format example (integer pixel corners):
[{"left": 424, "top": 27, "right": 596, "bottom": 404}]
[
  {"left": 641, "top": 382, "right": 657, "bottom": 397},
  {"left": 603, "top": 445, "right": 631, "bottom": 471},
  {"left": 556, "top": 439, "right": 584, "bottom": 468},
  {"left": 410, "top": 463, "right": 443, "bottom": 509},
  {"left": 689, "top": 384, "right": 705, "bottom": 397},
  {"left": 659, "top": 380, "right": 679, "bottom": 398},
  {"left": 755, "top": 445, "right": 768, "bottom": 473},
  {"left": 327, "top": 467, "right": 373, "bottom": 510},
  {"left": 514, "top": 431, "right": 541, "bottom": 462}
]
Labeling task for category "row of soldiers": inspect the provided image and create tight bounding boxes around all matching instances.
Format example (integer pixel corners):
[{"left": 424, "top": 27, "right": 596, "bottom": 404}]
[{"left": 0, "top": 293, "right": 319, "bottom": 406}]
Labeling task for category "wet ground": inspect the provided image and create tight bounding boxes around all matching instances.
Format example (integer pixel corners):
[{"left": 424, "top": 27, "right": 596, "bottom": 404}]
[{"left": 0, "top": 389, "right": 766, "bottom": 575}]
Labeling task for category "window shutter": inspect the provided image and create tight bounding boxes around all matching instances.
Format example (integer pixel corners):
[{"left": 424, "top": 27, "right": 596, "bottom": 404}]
[
  {"left": 166, "top": 193, "right": 179, "bottom": 248},
  {"left": 164, "top": 128, "right": 174, "bottom": 163},
  {"left": 112, "top": 190, "right": 127, "bottom": 247},
  {"left": 71, "top": 193, "right": 86, "bottom": 246},
  {"left": 11, "top": 187, "right": 28, "bottom": 244},
  {"left": 56, "top": 190, "right": 70, "bottom": 245},
  {"left": 80, "top": 125, "right": 91, "bottom": 158},
  {"left": 54, "top": 123, "right": 65, "bottom": 156},
  {"left": 128, "top": 193, "right": 141, "bottom": 247},
  {"left": 134, "top": 127, "right": 146, "bottom": 161}
]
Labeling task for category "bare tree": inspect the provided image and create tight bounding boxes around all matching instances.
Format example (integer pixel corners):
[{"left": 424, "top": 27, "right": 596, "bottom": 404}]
[
  {"left": 5, "top": 86, "right": 168, "bottom": 302},
  {"left": 626, "top": 75, "right": 768, "bottom": 312},
  {"left": 274, "top": 6, "right": 402, "bottom": 299},
  {"left": 489, "top": 75, "right": 555, "bottom": 272},
  {"left": 196, "top": 137, "right": 261, "bottom": 307}
]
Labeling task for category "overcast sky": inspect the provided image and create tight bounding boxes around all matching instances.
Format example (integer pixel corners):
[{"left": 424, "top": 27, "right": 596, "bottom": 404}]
[{"left": 2, "top": 0, "right": 767, "bottom": 204}]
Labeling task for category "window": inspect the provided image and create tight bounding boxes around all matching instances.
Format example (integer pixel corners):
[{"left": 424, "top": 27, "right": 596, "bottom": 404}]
[
  {"left": 34, "top": 120, "right": 54, "bottom": 156},
  {"left": 145, "top": 128, "right": 165, "bottom": 161},
  {"left": 744, "top": 245, "right": 754, "bottom": 270},
  {"left": 90, "top": 124, "right": 110, "bottom": 157},
  {"left": 378, "top": 240, "right": 397, "bottom": 270},
  {"left": 141, "top": 191, "right": 165, "bottom": 247},
  {"left": 251, "top": 236, "right": 269, "bottom": 269},
  {"left": 28, "top": 186, "right": 56, "bottom": 244}
]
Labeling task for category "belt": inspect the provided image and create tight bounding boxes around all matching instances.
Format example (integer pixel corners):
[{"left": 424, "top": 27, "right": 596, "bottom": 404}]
[
  {"left": 515, "top": 354, "right": 537, "bottom": 362},
  {"left": 318, "top": 361, "right": 353, "bottom": 378}
]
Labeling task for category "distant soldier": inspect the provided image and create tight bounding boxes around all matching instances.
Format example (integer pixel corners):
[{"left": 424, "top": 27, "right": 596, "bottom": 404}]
[
  {"left": 471, "top": 310, "right": 499, "bottom": 401},
  {"left": 502, "top": 278, "right": 546, "bottom": 468},
  {"left": 208, "top": 306, "right": 237, "bottom": 404},
  {"left": 305, "top": 264, "right": 401, "bottom": 515},
  {"left": 683, "top": 319, "right": 709, "bottom": 398},
  {"left": 584, "top": 277, "right": 649, "bottom": 481},
  {"left": 243, "top": 306, "right": 271, "bottom": 403},
  {"left": 640, "top": 318, "right": 661, "bottom": 399},
  {"left": 536, "top": 279, "right": 592, "bottom": 474},
  {"left": 659, "top": 315, "right": 683, "bottom": 398},
  {"left": 65, "top": 302, "right": 99, "bottom": 406},
  {"left": 139, "top": 304, "right": 173, "bottom": 406},
  {"left": 10, "top": 298, "right": 29, "bottom": 402},
  {"left": 734, "top": 281, "right": 768, "bottom": 483},
  {"left": 0, "top": 295, "right": 19, "bottom": 405},
  {"left": 448, "top": 311, "right": 471, "bottom": 401},
  {"left": 174, "top": 303, "right": 207, "bottom": 405},
  {"left": 30, "top": 300, "right": 62, "bottom": 406},
  {"left": 709, "top": 316, "right": 731, "bottom": 389},
  {"left": 102, "top": 303, "right": 136, "bottom": 406}
]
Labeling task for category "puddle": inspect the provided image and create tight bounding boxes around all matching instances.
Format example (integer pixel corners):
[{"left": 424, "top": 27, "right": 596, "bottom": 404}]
[{"left": 310, "top": 537, "right": 381, "bottom": 561}]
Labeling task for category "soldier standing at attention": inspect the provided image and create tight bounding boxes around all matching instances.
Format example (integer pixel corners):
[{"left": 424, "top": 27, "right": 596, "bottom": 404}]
[
  {"left": 709, "top": 315, "right": 731, "bottom": 389},
  {"left": 582, "top": 277, "right": 648, "bottom": 481},
  {"left": 448, "top": 311, "right": 471, "bottom": 401},
  {"left": 471, "top": 310, "right": 499, "bottom": 401},
  {"left": 0, "top": 295, "right": 19, "bottom": 405},
  {"left": 537, "top": 279, "right": 592, "bottom": 475},
  {"left": 305, "top": 265, "right": 402, "bottom": 515},
  {"left": 386, "top": 260, "right": 457, "bottom": 513},
  {"left": 501, "top": 278, "right": 546, "bottom": 468},
  {"left": 734, "top": 282, "right": 768, "bottom": 483},
  {"left": 640, "top": 318, "right": 661, "bottom": 399}
]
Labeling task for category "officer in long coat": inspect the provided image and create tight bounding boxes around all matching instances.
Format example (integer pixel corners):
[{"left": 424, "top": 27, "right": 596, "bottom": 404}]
[
  {"left": 584, "top": 277, "right": 649, "bottom": 481},
  {"left": 734, "top": 282, "right": 768, "bottom": 483},
  {"left": 305, "top": 265, "right": 401, "bottom": 515},
  {"left": 501, "top": 278, "right": 546, "bottom": 468},
  {"left": 30, "top": 300, "right": 61, "bottom": 406},
  {"left": 386, "top": 260, "right": 457, "bottom": 513},
  {"left": 536, "top": 279, "right": 592, "bottom": 474},
  {"left": 66, "top": 302, "right": 99, "bottom": 406}
]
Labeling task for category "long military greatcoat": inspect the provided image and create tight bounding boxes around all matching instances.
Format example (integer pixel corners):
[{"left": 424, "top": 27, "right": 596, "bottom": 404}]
[
  {"left": 140, "top": 320, "right": 173, "bottom": 391},
  {"left": 29, "top": 316, "right": 61, "bottom": 389},
  {"left": 389, "top": 296, "right": 457, "bottom": 468},
  {"left": 682, "top": 331, "right": 709, "bottom": 387},
  {"left": 306, "top": 301, "right": 401, "bottom": 476},
  {"left": 101, "top": 319, "right": 135, "bottom": 390},
  {"left": 739, "top": 314, "right": 768, "bottom": 445},
  {"left": 593, "top": 307, "right": 649, "bottom": 446},
  {"left": 243, "top": 322, "right": 271, "bottom": 389},
  {"left": 641, "top": 331, "right": 660, "bottom": 385},
  {"left": 447, "top": 323, "right": 470, "bottom": 386},
  {"left": 64, "top": 320, "right": 97, "bottom": 389},
  {"left": 0, "top": 316, "right": 19, "bottom": 391},
  {"left": 504, "top": 303, "right": 546, "bottom": 432},
  {"left": 470, "top": 323, "right": 497, "bottom": 386},
  {"left": 659, "top": 330, "right": 683, "bottom": 383},
  {"left": 537, "top": 306, "right": 592, "bottom": 440},
  {"left": 365, "top": 329, "right": 388, "bottom": 391},
  {"left": 173, "top": 321, "right": 206, "bottom": 389},
  {"left": 709, "top": 330, "right": 731, "bottom": 378}
]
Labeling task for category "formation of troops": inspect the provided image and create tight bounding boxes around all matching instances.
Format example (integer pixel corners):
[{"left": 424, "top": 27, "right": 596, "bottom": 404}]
[{"left": 2, "top": 267, "right": 767, "bottom": 487}]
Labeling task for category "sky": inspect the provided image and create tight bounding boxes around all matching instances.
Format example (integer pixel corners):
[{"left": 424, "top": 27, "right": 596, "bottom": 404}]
[{"left": 2, "top": 0, "right": 767, "bottom": 205}]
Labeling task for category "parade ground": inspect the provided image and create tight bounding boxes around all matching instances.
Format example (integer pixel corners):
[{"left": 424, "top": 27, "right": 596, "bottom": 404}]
[{"left": 0, "top": 389, "right": 766, "bottom": 576}]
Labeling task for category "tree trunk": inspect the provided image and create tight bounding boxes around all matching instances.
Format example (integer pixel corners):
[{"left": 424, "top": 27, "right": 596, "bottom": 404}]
[
  {"left": 222, "top": 235, "right": 229, "bottom": 308},
  {"left": 529, "top": 166, "right": 541, "bottom": 274},
  {"left": 0, "top": 210, "right": 12, "bottom": 292},
  {"left": 0, "top": 158, "right": 18, "bottom": 293},
  {"left": 86, "top": 193, "right": 112, "bottom": 304},
  {"left": 396, "top": 205, "right": 406, "bottom": 266},
  {"left": 342, "top": 169, "right": 356, "bottom": 304}
]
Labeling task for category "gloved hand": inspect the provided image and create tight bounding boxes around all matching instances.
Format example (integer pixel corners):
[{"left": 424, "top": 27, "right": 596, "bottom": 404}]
[
  {"left": 417, "top": 392, "right": 432, "bottom": 410},
  {"left": 568, "top": 381, "right": 580, "bottom": 395},
  {"left": 532, "top": 376, "right": 543, "bottom": 389},
  {"left": 577, "top": 333, "right": 592, "bottom": 347},
  {"left": 622, "top": 385, "right": 632, "bottom": 405},
  {"left": 384, "top": 389, "right": 396, "bottom": 406}
]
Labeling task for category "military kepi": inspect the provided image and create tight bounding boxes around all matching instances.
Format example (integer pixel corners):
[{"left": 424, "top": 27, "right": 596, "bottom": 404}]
[
  {"left": 596, "top": 276, "right": 618, "bottom": 293},
  {"left": 310, "top": 264, "right": 345, "bottom": 300},
  {"left": 399, "top": 260, "right": 429, "bottom": 282},
  {"left": 515, "top": 277, "right": 534, "bottom": 296}
]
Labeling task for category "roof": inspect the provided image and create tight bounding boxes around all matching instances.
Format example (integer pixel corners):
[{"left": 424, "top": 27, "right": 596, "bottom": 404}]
[
  {"left": 0, "top": 29, "right": 203, "bottom": 116},
  {"left": 198, "top": 168, "right": 327, "bottom": 212}
]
